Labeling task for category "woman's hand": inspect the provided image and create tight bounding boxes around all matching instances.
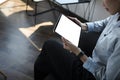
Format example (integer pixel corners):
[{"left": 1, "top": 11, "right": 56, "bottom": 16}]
[
  {"left": 68, "top": 16, "right": 88, "bottom": 31},
  {"left": 61, "top": 37, "right": 88, "bottom": 62},
  {"left": 61, "top": 37, "right": 80, "bottom": 55}
]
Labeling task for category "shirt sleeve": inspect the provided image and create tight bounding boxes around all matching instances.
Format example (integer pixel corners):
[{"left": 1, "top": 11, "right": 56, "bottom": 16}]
[
  {"left": 83, "top": 57, "right": 106, "bottom": 80},
  {"left": 86, "top": 16, "right": 111, "bottom": 32},
  {"left": 83, "top": 38, "right": 120, "bottom": 80}
]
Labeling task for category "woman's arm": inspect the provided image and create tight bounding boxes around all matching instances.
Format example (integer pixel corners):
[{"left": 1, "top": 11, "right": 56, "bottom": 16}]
[
  {"left": 61, "top": 37, "right": 88, "bottom": 63},
  {"left": 69, "top": 16, "right": 111, "bottom": 32}
]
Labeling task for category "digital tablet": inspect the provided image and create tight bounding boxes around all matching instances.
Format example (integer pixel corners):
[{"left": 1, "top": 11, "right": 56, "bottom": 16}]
[
  {"left": 53, "top": 14, "right": 81, "bottom": 47},
  {"left": 55, "top": 0, "right": 80, "bottom": 4},
  {"left": 55, "top": 0, "right": 91, "bottom": 4}
]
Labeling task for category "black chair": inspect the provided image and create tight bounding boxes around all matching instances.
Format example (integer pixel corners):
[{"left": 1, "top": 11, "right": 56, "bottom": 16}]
[
  {"left": 26, "top": 0, "right": 91, "bottom": 26},
  {"left": 26, "top": 0, "right": 55, "bottom": 26}
]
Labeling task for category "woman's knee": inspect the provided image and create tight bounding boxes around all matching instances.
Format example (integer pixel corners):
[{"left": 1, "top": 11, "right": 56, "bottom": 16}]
[
  {"left": 44, "top": 39, "right": 57, "bottom": 46},
  {"left": 43, "top": 39, "right": 63, "bottom": 50}
]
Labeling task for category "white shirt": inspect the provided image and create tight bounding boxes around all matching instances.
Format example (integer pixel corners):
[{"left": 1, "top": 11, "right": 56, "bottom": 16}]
[{"left": 83, "top": 13, "right": 120, "bottom": 80}]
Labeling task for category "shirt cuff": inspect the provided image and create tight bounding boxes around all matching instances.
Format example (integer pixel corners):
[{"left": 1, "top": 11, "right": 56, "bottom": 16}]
[
  {"left": 83, "top": 57, "right": 100, "bottom": 74},
  {"left": 86, "top": 22, "right": 95, "bottom": 32}
]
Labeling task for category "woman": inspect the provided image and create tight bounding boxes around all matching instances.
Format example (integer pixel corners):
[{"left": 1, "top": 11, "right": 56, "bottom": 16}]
[{"left": 34, "top": 0, "right": 120, "bottom": 80}]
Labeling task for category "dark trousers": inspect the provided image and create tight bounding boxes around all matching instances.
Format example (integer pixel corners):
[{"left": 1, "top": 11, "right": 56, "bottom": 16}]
[{"left": 34, "top": 32, "right": 100, "bottom": 80}]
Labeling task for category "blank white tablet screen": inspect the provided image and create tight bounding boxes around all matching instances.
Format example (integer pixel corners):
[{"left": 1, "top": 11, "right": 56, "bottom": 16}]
[
  {"left": 56, "top": 0, "right": 79, "bottom": 4},
  {"left": 55, "top": 14, "right": 81, "bottom": 47}
]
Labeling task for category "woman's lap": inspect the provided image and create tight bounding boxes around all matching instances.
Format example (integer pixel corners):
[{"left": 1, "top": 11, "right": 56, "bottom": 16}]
[{"left": 34, "top": 39, "right": 95, "bottom": 80}]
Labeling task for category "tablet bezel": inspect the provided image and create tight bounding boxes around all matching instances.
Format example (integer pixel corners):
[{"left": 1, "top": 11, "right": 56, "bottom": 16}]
[{"left": 53, "top": 14, "right": 81, "bottom": 47}]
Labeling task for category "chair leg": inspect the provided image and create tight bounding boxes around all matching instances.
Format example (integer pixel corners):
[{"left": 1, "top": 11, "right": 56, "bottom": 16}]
[
  {"left": 25, "top": 0, "right": 56, "bottom": 26},
  {"left": 34, "top": 2, "right": 38, "bottom": 26},
  {"left": 26, "top": 0, "right": 35, "bottom": 16},
  {"left": 26, "top": 0, "right": 29, "bottom": 15},
  {"left": 47, "top": 0, "right": 58, "bottom": 20},
  {"left": 26, "top": 0, "right": 37, "bottom": 26}
]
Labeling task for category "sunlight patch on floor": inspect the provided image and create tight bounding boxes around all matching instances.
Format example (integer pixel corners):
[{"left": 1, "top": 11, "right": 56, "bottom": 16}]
[
  {"left": 0, "top": 0, "right": 26, "bottom": 16},
  {"left": 19, "top": 21, "right": 53, "bottom": 37},
  {"left": 19, "top": 21, "right": 53, "bottom": 51}
]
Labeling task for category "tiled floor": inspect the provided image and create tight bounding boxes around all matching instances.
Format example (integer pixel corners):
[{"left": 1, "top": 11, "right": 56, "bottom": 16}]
[
  {"left": 0, "top": 0, "right": 94, "bottom": 80},
  {"left": 0, "top": 0, "right": 60, "bottom": 80}
]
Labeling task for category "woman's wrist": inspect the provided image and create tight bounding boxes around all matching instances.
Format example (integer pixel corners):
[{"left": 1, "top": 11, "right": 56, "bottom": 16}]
[
  {"left": 77, "top": 50, "right": 85, "bottom": 57},
  {"left": 74, "top": 48, "right": 81, "bottom": 56},
  {"left": 76, "top": 49, "right": 88, "bottom": 63},
  {"left": 81, "top": 23, "right": 88, "bottom": 31},
  {"left": 80, "top": 55, "right": 88, "bottom": 63}
]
